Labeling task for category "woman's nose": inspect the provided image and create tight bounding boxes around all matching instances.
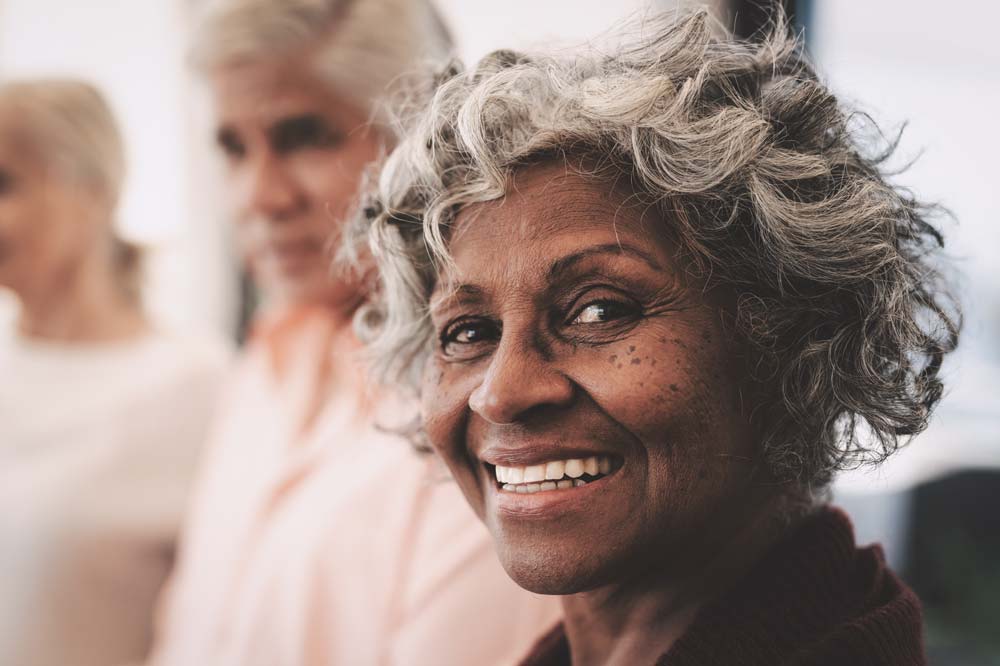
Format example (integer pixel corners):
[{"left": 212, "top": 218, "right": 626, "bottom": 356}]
[{"left": 469, "top": 335, "right": 575, "bottom": 425}]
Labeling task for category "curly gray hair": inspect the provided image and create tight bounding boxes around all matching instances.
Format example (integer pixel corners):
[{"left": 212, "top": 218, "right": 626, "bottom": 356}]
[{"left": 349, "top": 9, "right": 960, "bottom": 489}]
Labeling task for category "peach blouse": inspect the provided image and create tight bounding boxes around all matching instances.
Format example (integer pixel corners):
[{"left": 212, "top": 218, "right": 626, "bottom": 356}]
[{"left": 147, "top": 307, "right": 559, "bottom": 666}]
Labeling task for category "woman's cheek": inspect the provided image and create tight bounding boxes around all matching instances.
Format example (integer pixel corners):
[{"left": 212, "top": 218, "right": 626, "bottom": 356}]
[
  {"left": 579, "top": 336, "right": 693, "bottom": 428},
  {"left": 421, "top": 360, "right": 483, "bottom": 460},
  {"left": 420, "top": 360, "right": 457, "bottom": 447}
]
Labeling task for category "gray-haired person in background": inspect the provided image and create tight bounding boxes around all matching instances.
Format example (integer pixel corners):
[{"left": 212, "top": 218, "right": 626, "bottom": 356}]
[
  {"left": 0, "top": 79, "right": 227, "bottom": 666},
  {"left": 144, "top": 1, "right": 560, "bottom": 665}
]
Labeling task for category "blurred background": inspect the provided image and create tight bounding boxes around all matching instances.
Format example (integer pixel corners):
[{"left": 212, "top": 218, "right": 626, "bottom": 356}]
[{"left": 0, "top": 0, "right": 996, "bottom": 663}]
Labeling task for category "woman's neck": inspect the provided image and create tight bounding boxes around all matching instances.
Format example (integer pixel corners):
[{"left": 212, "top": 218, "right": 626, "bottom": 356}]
[
  {"left": 17, "top": 260, "right": 147, "bottom": 344},
  {"left": 560, "top": 488, "right": 807, "bottom": 666}
]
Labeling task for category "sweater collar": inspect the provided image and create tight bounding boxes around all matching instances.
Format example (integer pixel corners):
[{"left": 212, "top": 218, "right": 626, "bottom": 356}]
[{"left": 519, "top": 507, "right": 920, "bottom": 666}]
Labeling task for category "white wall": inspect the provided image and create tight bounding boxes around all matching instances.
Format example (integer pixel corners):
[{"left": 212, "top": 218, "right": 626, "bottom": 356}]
[
  {"left": 0, "top": 0, "right": 237, "bottom": 341},
  {"left": 814, "top": 2, "right": 1000, "bottom": 494},
  {"left": 435, "top": 0, "right": 670, "bottom": 63}
]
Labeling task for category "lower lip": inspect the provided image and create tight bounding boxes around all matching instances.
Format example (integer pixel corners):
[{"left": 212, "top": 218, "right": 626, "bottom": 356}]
[{"left": 488, "top": 468, "right": 624, "bottom": 520}]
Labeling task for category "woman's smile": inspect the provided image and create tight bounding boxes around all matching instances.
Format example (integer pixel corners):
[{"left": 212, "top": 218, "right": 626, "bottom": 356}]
[
  {"left": 470, "top": 418, "right": 639, "bottom": 527},
  {"left": 481, "top": 447, "right": 626, "bottom": 514},
  {"left": 488, "top": 460, "right": 625, "bottom": 516},
  {"left": 492, "top": 454, "right": 619, "bottom": 490}
]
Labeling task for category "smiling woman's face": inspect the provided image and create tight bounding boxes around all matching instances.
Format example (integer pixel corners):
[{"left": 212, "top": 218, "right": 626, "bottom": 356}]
[{"left": 422, "top": 163, "right": 763, "bottom": 595}]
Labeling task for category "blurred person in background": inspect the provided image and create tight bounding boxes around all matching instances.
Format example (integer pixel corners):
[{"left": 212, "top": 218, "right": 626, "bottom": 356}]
[
  {"left": 0, "top": 79, "right": 228, "bottom": 666},
  {"left": 145, "top": 1, "right": 560, "bottom": 665}
]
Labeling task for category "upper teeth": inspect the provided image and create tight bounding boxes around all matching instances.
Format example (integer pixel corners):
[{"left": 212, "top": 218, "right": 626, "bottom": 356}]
[{"left": 495, "top": 456, "right": 613, "bottom": 484}]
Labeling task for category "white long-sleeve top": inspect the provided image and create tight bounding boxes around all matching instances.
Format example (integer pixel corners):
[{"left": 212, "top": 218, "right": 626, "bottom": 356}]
[{"left": 0, "top": 328, "right": 229, "bottom": 666}]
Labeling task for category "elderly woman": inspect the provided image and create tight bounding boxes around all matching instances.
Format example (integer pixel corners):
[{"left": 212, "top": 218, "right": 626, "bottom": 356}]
[
  {"left": 354, "top": 10, "right": 960, "bottom": 666},
  {"left": 146, "top": 1, "right": 559, "bottom": 664},
  {"left": 0, "top": 80, "right": 227, "bottom": 666}
]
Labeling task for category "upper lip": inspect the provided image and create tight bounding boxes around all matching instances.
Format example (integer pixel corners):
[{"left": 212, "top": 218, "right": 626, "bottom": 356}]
[{"left": 479, "top": 442, "right": 620, "bottom": 467}]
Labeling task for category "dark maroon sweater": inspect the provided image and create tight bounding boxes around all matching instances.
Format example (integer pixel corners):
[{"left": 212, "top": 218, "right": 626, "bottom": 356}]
[{"left": 518, "top": 507, "right": 926, "bottom": 666}]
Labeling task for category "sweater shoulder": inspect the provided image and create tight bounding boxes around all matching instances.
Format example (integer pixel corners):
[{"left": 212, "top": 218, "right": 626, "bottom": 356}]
[{"left": 787, "top": 543, "right": 927, "bottom": 666}]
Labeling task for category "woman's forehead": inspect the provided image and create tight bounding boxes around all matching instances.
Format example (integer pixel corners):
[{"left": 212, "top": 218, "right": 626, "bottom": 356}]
[
  {"left": 434, "top": 165, "right": 678, "bottom": 305},
  {"left": 450, "top": 163, "right": 656, "bottom": 254}
]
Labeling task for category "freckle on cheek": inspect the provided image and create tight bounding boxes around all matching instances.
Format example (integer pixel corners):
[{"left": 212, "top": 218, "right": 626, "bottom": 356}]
[
  {"left": 669, "top": 384, "right": 679, "bottom": 392},
  {"left": 631, "top": 358, "right": 641, "bottom": 365},
  {"left": 608, "top": 354, "right": 618, "bottom": 364},
  {"left": 628, "top": 345, "right": 636, "bottom": 354}
]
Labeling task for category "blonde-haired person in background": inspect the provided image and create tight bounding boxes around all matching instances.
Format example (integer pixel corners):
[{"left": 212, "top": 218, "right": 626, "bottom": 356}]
[
  {"left": 145, "top": 1, "right": 560, "bottom": 665},
  {"left": 0, "top": 79, "right": 228, "bottom": 666}
]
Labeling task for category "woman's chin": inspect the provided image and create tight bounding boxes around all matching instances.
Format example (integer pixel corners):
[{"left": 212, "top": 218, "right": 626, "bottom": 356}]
[{"left": 496, "top": 542, "right": 618, "bottom": 596}]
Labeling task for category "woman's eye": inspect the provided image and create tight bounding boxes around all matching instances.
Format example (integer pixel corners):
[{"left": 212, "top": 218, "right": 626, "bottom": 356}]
[
  {"left": 451, "top": 325, "right": 485, "bottom": 344},
  {"left": 571, "top": 300, "right": 636, "bottom": 325},
  {"left": 440, "top": 319, "right": 499, "bottom": 357}
]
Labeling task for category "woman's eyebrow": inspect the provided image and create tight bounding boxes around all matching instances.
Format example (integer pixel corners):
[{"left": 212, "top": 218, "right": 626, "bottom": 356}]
[
  {"left": 546, "top": 243, "right": 663, "bottom": 281},
  {"left": 429, "top": 283, "right": 487, "bottom": 314}
]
